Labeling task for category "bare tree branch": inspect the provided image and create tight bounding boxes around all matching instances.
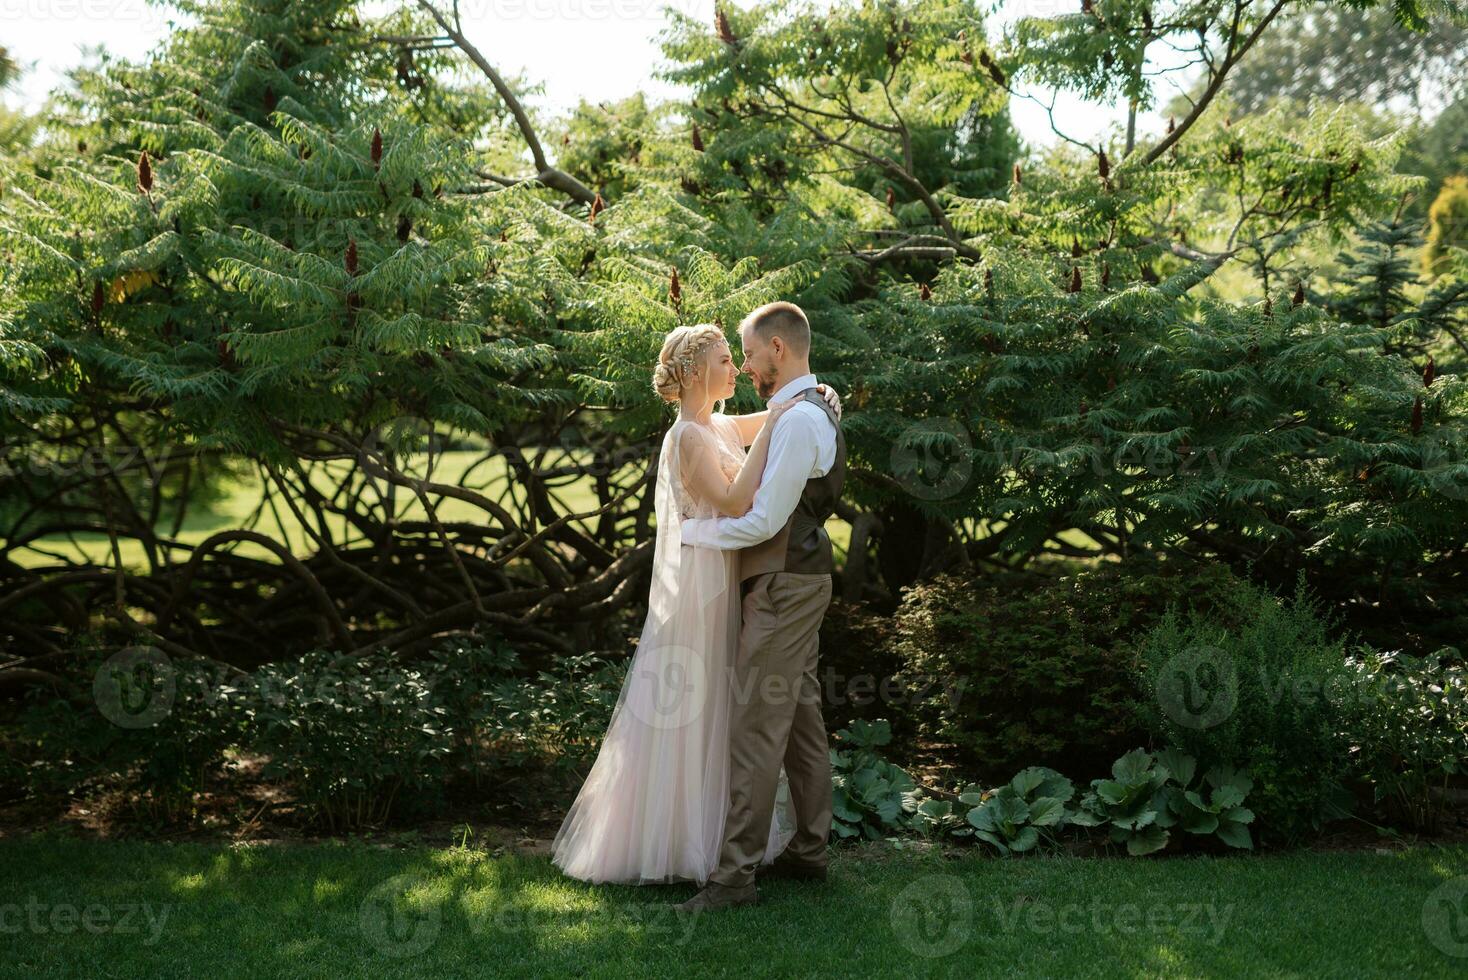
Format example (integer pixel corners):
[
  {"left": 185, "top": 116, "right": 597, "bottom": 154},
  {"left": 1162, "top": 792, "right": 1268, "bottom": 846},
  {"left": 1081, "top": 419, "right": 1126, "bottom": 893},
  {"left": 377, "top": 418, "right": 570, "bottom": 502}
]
[
  {"left": 414, "top": 0, "right": 597, "bottom": 206},
  {"left": 1134, "top": 0, "right": 1292, "bottom": 169}
]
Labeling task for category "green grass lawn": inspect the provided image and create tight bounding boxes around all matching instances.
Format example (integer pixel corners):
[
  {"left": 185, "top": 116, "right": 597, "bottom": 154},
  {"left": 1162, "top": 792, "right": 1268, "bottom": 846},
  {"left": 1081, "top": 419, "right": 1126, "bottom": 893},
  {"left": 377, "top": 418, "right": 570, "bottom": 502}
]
[{"left": 2, "top": 836, "right": 1466, "bottom": 978}]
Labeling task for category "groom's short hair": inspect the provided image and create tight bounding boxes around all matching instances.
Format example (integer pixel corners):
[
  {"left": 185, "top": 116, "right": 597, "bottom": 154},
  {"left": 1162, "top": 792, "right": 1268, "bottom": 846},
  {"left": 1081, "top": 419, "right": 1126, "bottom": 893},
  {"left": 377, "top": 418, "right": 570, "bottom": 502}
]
[{"left": 741, "top": 301, "right": 811, "bottom": 357}]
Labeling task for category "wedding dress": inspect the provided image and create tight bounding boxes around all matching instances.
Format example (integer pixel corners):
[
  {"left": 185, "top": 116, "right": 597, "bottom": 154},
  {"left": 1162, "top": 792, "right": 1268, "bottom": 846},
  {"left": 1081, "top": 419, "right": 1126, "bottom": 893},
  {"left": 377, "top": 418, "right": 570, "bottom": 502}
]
[{"left": 551, "top": 412, "right": 796, "bottom": 885}]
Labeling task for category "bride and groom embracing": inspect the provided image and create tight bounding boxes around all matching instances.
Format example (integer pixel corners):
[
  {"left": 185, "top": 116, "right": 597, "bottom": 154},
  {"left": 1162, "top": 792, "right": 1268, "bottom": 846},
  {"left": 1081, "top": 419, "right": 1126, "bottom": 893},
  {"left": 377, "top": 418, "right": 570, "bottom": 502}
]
[{"left": 550, "top": 300, "right": 846, "bottom": 912}]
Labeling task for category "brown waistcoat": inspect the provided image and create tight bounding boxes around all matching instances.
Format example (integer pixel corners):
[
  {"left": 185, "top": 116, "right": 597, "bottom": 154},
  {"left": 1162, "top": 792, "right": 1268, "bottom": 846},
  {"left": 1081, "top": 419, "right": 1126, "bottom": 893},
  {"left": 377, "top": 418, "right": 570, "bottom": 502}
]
[{"left": 738, "top": 387, "right": 846, "bottom": 583}]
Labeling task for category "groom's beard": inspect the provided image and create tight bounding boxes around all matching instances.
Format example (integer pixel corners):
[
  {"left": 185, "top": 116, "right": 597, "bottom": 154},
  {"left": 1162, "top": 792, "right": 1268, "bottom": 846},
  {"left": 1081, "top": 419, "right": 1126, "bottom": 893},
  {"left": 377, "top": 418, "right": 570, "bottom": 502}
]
[{"left": 753, "top": 368, "right": 778, "bottom": 399}]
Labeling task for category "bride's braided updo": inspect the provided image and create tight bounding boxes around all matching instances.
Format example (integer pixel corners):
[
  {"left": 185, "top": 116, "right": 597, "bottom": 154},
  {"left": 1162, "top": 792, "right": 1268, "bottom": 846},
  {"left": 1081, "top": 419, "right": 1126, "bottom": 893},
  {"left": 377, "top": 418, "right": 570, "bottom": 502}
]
[{"left": 653, "top": 324, "right": 726, "bottom": 403}]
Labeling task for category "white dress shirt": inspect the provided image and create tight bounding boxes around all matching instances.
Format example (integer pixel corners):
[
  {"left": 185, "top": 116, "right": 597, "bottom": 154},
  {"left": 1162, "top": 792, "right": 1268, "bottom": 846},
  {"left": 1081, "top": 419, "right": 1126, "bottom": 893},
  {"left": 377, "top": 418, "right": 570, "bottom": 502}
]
[{"left": 680, "top": 372, "right": 838, "bottom": 551}]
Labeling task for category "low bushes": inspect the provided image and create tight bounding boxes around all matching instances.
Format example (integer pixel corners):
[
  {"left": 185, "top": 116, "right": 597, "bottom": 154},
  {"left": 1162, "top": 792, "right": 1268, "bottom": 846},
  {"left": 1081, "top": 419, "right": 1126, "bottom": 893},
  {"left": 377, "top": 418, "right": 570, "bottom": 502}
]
[
  {"left": 2, "top": 637, "right": 624, "bottom": 831},
  {"left": 5, "top": 560, "right": 1463, "bottom": 847},
  {"left": 1134, "top": 572, "right": 1467, "bottom": 844},
  {"left": 1337, "top": 647, "right": 1467, "bottom": 834},
  {"left": 887, "top": 562, "right": 1466, "bottom": 849},
  {"left": 249, "top": 651, "right": 455, "bottom": 832},
  {"left": 838, "top": 731, "right": 1258, "bottom": 858},
  {"left": 1132, "top": 572, "right": 1358, "bottom": 844},
  {"left": 889, "top": 559, "right": 1259, "bottom": 782},
  {"left": 1, "top": 649, "right": 245, "bottom": 824}
]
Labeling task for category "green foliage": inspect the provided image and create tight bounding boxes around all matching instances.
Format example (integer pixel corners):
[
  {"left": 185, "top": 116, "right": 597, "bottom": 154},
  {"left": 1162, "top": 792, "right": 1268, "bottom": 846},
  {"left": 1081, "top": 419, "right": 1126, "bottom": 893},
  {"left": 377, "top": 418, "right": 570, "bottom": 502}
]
[
  {"left": 962, "top": 766, "right": 1074, "bottom": 855},
  {"left": 909, "top": 746, "right": 1257, "bottom": 856},
  {"left": 1424, "top": 174, "right": 1468, "bottom": 278},
  {"left": 552, "top": 94, "right": 666, "bottom": 203},
  {"left": 890, "top": 559, "right": 1258, "bottom": 780},
  {"left": 247, "top": 641, "right": 624, "bottom": 828},
  {"left": 1069, "top": 747, "right": 1256, "bottom": 854},
  {"left": 127, "top": 660, "right": 248, "bottom": 822},
  {"left": 1068, "top": 747, "right": 1173, "bottom": 855},
  {"left": 0, "top": 633, "right": 628, "bottom": 830},
  {"left": 660, "top": 0, "right": 1017, "bottom": 214},
  {"left": 426, "top": 637, "right": 624, "bottom": 791},
  {"left": 1134, "top": 572, "right": 1358, "bottom": 843},
  {"left": 0, "top": 0, "right": 573, "bottom": 460},
  {"left": 1, "top": 691, "right": 129, "bottom": 807},
  {"left": 1152, "top": 748, "right": 1256, "bottom": 850},
  {"left": 829, "top": 718, "right": 922, "bottom": 841},
  {"left": 1339, "top": 646, "right": 1468, "bottom": 832},
  {"left": 248, "top": 651, "right": 454, "bottom": 830},
  {"left": 1, "top": 650, "right": 244, "bottom": 824}
]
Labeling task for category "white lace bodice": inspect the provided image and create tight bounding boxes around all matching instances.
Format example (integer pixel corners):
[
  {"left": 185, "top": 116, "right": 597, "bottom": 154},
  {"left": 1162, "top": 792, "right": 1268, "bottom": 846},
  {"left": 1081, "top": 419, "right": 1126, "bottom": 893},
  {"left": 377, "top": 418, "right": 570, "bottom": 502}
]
[{"left": 673, "top": 415, "right": 746, "bottom": 520}]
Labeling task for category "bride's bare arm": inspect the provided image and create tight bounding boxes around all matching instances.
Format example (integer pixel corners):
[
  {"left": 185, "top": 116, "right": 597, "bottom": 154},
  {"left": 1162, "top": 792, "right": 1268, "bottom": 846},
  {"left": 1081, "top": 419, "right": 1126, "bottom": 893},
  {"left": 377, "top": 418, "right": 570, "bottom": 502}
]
[
  {"left": 726, "top": 384, "right": 842, "bottom": 446},
  {"left": 681, "top": 403, "right": 794, "bottom": 518}
]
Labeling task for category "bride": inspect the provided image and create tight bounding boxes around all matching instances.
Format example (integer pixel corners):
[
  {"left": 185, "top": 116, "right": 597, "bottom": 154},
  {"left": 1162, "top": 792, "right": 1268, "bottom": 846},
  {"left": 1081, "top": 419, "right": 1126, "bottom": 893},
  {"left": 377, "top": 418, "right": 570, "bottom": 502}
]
[{"left": 550, "top": 323, "right": 841, "bottom": 885}]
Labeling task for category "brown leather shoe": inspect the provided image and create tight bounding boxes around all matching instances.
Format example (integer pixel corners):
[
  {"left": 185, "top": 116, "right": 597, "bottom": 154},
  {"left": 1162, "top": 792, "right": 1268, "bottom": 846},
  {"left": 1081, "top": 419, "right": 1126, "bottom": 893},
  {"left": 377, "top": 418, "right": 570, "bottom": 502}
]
[
  {"left": 757, "top": 853, "right": 828, "bottom": 882},
  {"left": 674, "top": 881, "right": 759, "bottom": 912}
]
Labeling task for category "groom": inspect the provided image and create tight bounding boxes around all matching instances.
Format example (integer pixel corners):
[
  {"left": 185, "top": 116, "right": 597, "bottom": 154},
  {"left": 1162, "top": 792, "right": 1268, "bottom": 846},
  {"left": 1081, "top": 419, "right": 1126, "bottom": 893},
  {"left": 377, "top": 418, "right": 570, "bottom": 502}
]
[{"left": 676, "top": 301, "right": 845, "bottom": 912}]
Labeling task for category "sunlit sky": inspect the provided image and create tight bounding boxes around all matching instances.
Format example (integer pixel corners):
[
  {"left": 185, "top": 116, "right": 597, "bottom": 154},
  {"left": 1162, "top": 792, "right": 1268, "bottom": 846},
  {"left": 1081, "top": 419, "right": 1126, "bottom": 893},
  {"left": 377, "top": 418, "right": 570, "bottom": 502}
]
[{"left": 1, "top": 0, "right": 1184, "bottom": 154}]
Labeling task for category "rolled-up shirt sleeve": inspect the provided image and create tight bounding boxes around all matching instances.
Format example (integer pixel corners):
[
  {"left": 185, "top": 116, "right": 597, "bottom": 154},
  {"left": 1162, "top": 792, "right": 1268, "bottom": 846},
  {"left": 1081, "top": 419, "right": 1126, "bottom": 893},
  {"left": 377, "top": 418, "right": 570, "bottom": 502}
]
[{"left": 682, "top": 409, "right": 821, "bottom": 551}]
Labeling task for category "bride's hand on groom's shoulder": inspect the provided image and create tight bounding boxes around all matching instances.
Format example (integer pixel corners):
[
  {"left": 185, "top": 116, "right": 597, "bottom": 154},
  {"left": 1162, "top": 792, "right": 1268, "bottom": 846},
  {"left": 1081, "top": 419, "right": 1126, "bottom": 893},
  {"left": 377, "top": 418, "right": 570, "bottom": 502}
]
[
  {"left": 815, "top": 383, "right": 842, "bottom": 420},
  {"left": 768, "top": 395, "right": 798, "bottom": 421}
]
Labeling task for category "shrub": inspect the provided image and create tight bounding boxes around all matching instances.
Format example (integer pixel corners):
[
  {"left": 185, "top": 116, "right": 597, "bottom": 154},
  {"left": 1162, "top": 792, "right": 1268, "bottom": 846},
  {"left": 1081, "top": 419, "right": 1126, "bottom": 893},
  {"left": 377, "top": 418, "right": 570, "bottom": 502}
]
[
  {"left": 247, "top": 651, "right": 455, "bottom": 831},
  {"left": 2, "top": 648, "right": 243, "bottom": 824},
  {"left": 1339, "top": 646, "right": 1468, "bottom": 833},
  {"left": 123, "top": 657, "right": 247, "bottom": 822},
  {"left": 1133, "top": 572, "right": 1356, "bottom": 844},
  {"left": 891, "top": 559, "right": 1259, "bottom": 782},
  {"left": 426, "top": 639, "right": 625, "bottom": 793},
  {"left": 815, "top": 600, "right": 905, "bottom": 737},
  {"left": 1424, "top": 175, "right": 1468, "bottom": 278}
]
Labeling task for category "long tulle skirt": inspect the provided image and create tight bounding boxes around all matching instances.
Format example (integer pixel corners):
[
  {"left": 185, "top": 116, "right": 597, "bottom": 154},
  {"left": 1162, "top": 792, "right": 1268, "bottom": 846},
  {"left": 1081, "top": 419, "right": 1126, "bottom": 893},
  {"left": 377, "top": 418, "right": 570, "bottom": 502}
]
[{"left": 550, "top": 548, "right": 795, "bottom": 885}]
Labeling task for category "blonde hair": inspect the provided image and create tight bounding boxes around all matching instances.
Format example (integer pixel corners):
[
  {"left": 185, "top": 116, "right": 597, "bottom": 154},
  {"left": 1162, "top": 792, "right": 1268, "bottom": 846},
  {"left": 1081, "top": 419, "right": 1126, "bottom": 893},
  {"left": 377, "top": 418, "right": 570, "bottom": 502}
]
[{"left": 652, "top": 324, "right": 727, "bottom": 403}]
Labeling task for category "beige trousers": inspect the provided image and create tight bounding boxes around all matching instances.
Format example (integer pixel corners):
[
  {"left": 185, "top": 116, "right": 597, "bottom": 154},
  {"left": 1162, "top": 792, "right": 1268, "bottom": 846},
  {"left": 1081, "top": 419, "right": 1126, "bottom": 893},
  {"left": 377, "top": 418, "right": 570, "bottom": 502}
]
[{"left": 709, "top": 570, "right": 834, "bottom": 888}]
